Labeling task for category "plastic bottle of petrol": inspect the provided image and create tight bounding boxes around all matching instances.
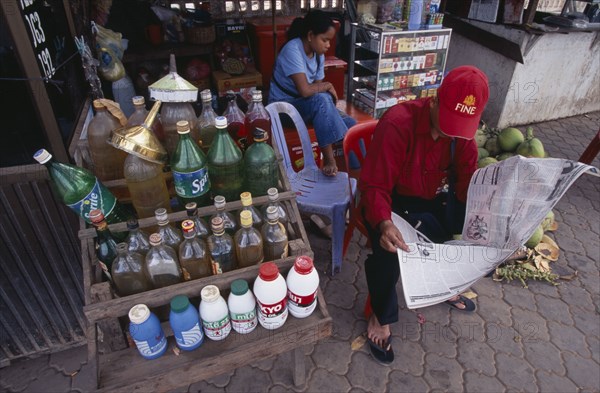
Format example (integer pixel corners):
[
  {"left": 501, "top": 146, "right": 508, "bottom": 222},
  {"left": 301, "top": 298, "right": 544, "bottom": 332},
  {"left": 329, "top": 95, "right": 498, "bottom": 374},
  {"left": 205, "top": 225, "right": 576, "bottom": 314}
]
[
  {"left": 253, "top": 262, "right": 288, "bottom": 330},
  {"left": 199, "top": 285, "right": 231, "bottom": 341},
  {"left": 286, "top": 256, "right": 319, "bottom": 318},
  {"left": 223, "top": 92, "right": 247, "bottom": 150},
  {"left": 227, "top": 279, "right": 258, "bottom": 334},
  {"left": 210, "top": 195, "right": 237, "bottom": 235},
  {"left": 207, "top": 116, "right": 244, "bottom": 202},
  {"left": 198, "top": 89, "right": 218, "bottom": 151},
  {"left": 87, "top": 99, "right": 127, "bottom": 181},
  {"left": 245, "top": 90, "right": 271, "bottom": 147},
  {"left": 128, "top": 304, "right": 167, "bottom": 360},
  {"left": 112, "top": 243, "right": 152, "bottom": 297},
  {"left": 169, "top": 295, "right": 204, "bottom": 351}
]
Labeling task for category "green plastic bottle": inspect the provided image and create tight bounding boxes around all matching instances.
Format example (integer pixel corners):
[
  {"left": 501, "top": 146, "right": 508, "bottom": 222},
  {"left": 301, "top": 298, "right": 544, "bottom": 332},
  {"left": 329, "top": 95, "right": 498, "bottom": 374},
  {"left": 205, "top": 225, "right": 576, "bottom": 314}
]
[
  {"left": 207, "top": 116, "right": 244, "bottom": 202},
  {"left": 89, "top": 209, "right": 119, "bottom": 282},
  {"left": 33, "top": 149, "right": 132, "bottom": 226},
  {"left": 243, "top": 128, "right": 278, "bottom": 197},
  {"left": 171, "top": 120, "right": 211, "bottom": 209}
]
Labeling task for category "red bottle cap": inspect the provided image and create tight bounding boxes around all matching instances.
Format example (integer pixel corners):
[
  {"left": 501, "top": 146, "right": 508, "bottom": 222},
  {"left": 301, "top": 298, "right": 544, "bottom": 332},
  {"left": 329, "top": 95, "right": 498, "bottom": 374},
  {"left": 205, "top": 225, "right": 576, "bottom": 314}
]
[
  {"left": 89, "top": 209, "right": 105, "bottom": 224},
  {"left": 259, "top": 262, "right": 279, "bottom": 281},
  {"left": 181, "top": 219, "right": 195, "bottom": 234},
  {"left": 294, "top": 256, "right": 314, "bottom": 275}
]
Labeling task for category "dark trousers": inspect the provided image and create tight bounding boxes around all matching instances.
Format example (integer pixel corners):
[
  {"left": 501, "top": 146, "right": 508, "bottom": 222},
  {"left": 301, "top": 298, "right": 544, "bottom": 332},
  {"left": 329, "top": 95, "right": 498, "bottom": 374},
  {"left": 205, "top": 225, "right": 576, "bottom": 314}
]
[{"left": 364, "top": 193, "right": 466, "bottom": 325}]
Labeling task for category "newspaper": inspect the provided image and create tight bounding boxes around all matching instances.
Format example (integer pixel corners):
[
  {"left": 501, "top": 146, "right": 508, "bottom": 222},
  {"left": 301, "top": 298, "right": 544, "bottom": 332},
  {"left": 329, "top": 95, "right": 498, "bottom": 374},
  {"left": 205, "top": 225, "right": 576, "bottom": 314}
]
[{"left": 397, "top": 156, "right": 599, "bottom": 309}]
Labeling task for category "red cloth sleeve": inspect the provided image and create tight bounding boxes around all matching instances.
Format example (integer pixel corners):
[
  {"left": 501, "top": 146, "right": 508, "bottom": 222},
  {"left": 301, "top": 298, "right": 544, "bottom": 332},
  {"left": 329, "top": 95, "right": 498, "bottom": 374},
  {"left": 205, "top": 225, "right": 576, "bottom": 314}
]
[
  {"left": 454, "top": 138, "right": 478, "bottom": 203},
  {"left": 358, "top": 113, "right": 410, "bottom": 230}
]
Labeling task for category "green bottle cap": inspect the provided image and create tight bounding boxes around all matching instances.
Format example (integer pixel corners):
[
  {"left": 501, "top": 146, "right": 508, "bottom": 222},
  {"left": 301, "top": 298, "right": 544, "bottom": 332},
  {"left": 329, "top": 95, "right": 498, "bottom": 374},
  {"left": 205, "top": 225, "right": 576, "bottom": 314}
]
[
  {"left": 230, "top": 279, "right": 249, "bottom": 296},
  {"left": 170, "top": 295, "right": 190, "bottom": 313}
]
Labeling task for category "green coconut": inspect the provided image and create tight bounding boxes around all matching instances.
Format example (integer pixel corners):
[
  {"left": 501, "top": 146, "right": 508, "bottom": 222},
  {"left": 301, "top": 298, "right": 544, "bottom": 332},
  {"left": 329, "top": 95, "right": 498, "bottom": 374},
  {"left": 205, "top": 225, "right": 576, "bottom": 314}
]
[
  {"left": 542, "top": 210, "right": 555, "bottom": 231},
  {"left": 478, "top": 148, "right": 490, "bottom": 160},
  {"left": 475, "top": 129, "right": 488, "bottom": 148},
  {"left": 478, "top": 157, "right": 498, "bottom": 168},
  {"left": 497, "top": 152, "right": 515, "bottom": 161},
  {"left": 516, "top": 127, "right": 545, "bottom": 158},
  {"left": 498, "top": 127, "right": 525, "bottom": 152},
  {"left": 484, "top": 136, "right": 501, "bottom": 156},
  {"left": 525, "top": 224, "right": 544, "bottom": 248}
]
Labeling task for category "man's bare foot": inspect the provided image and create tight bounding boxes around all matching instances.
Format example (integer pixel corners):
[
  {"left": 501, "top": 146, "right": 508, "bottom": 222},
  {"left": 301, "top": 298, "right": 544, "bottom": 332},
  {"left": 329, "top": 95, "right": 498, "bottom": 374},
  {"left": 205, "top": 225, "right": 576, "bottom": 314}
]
[
  {"left": 320, "top": 144, "right": 338, "bottom": 177},
  {"left": 367, "top": 314, "right": 391, "bottom": 349}
]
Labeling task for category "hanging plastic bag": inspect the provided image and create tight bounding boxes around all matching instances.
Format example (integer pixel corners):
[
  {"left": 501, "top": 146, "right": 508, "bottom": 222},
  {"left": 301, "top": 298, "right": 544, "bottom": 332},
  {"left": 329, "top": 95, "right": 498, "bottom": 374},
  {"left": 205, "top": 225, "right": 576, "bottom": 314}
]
[
  {"left": 92, "top": 21, "right": 125, "bottom": 59},
  {"left": 97, "top": 47, "right": 125, "bottom": 82}
]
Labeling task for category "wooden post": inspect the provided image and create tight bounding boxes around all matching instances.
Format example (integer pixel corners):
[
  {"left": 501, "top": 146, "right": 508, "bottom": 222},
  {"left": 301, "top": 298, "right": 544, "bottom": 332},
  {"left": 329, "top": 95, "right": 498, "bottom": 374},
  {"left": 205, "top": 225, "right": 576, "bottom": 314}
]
[{"left": 523, "top": 0, "right": 541, "bottom": 25}]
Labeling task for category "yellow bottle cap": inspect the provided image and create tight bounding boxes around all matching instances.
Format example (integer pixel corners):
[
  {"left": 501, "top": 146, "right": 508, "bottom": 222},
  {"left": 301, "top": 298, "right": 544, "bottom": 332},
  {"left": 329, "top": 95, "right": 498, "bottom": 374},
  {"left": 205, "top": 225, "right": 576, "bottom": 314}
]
[
  {"left": 240, "top": 192, "right": 252, "bottom": 206},
  {"left": 240, "top": 210, "right": 253, "bottom": 227}
]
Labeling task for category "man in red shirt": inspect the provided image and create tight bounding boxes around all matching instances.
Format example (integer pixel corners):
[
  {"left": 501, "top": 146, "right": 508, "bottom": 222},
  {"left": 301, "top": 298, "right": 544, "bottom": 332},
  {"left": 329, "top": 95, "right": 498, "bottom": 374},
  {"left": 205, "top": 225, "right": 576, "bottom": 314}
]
[{"left": 359, "top": 66, "right": 490, "bottom": 365}]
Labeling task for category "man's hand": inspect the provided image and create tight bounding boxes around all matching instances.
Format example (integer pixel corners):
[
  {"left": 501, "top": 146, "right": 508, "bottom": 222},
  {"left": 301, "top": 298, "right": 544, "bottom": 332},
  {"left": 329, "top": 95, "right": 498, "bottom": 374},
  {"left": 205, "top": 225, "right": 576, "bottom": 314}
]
[{"left": 378, "top": 220, "right": 409, "bottom": 253}]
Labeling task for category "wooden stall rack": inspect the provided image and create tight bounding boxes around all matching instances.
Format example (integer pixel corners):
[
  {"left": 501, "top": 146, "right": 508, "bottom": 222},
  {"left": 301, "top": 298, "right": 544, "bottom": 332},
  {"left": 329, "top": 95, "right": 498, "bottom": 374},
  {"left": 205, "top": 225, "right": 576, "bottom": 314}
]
[{"left": 71, "top": 114, "right": 332, "bottom": 391}]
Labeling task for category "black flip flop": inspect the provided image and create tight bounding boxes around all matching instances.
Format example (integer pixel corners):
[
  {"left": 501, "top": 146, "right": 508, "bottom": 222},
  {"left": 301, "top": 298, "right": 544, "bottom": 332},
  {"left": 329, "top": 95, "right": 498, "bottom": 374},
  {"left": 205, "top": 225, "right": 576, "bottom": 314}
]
[
  {"left": 446, "top": 295, "right": 477, "bottom": 312},
  {"left": 368, "top": 336, "right": 394, "bottom": 365}
]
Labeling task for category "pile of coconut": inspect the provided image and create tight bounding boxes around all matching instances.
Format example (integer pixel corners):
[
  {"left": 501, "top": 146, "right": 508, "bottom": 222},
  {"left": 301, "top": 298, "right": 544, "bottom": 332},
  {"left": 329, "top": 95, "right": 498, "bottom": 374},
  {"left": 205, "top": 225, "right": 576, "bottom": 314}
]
[{"left": 475, "top": 123, "right": 547, "bottom": 167}]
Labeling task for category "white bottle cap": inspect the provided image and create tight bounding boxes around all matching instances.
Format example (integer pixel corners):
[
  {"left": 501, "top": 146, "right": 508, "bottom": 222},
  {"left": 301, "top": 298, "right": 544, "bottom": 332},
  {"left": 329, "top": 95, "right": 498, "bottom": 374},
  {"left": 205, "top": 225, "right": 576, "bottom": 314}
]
[
  {"left": 129, "top": 304, "right": 151, "bottom": 324},
  {"left": 177, "top": 120, "right": 190, "bottom": 134},
  {"left": 200, "top": 89, "right": 212, "bottom": 101},
  {"left": 266, "top": 206, "right": 279, "bottom": 221},
  {"left": 155, "top": 208, "right": 168, "bottom": 223},
  {"left": 215, "top": 116, "right": 227, "bottom": 128},
  {"left": 201, "top": 285, "right": 220, "bottom": 302},
  {"left": 132, "top": 96, "right": 145, "bottom": 105},
  {"left": 252, "top": 90, "right": 262, "bottom": 101},
  {"left": 214, "top": 195, "right": 226, "bottom": 209},
  {"left": 267, "top": 188, "right": 279, "bottom": 201},
  {"left": 33, "top": 149, "right": 52, "bottom": 164}
]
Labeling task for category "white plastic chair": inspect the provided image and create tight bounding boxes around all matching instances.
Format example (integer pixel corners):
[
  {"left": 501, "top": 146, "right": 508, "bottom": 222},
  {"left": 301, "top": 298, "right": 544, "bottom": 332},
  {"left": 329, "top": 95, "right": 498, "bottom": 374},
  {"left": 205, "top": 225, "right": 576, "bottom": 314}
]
[{"left": 266, "top": 101, "right": 356, "bottom": 275}]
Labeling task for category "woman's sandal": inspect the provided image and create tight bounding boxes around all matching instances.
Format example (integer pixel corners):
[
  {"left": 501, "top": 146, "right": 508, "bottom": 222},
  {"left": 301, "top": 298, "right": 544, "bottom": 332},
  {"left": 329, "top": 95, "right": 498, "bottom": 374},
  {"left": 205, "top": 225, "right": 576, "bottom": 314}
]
[
  {"left": 368, "top": 336, "right": 394, "bottom": 366},
  {"left": 446, "top": 295, "right": 476, "bottom": 312}
]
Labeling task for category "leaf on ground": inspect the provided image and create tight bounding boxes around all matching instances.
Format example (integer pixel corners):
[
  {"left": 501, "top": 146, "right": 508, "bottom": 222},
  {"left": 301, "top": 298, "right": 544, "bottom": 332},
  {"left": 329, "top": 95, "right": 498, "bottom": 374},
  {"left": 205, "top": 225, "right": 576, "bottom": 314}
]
[
  {"left": 560, "top": 271, "right": 578, "bottom": 281},
  {"left": 417, "top": 313, "right": 426, "bottom": 325},
  {"left": 351, "top": 333, "right": 367, "bottom": 351},
  {"left": 172, "top": 347, "right": 181, "bottom": 356},
  {"left": 462, "top": 291, "right": 478, "bottom": 299},
  {"left": 547, "top": 221, "right": 559, "bottom": 231},
  {"left": 535, "top": 243, "right": 559, "bottom": 261},
  {"left": 540, "top": 234, "right": 559, "bottom": 249}
]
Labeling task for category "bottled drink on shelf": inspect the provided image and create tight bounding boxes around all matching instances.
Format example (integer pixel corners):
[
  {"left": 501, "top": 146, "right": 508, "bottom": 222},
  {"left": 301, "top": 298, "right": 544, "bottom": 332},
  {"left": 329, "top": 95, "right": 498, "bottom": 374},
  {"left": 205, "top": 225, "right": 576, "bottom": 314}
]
[
  {"left": 87, "top": 99, "right": 127, "bottom": 181},
  {"left": 126, "top": 218, "right": 151, "bottom": 256},
  {"left": 207, "top": 116, "right": 244, "bottom": 202},
  {"left": 127, "top": 96, "right": 166, "bottom": 143},
  {"left": 179, "top": 219, "right": 212, "bottom": 280},
  {"left": 145, "top": 232, "right": 182, "bottom": 288},
  {"left": 286, "top": 256, "right": 319, "bottom": 318},
  {"left": 171, "top": 120, "right": 211, "bottom": 209},
  {"left": 223, "top": 92, "right": 247, "bottom": 150},
  {"left": 124, "top": 152, "right": 171, "bottom": 219},
  {"left": 234, "top": 210, "right": 264, "bottom": 268},
  {"left": 207, "top": 216, "right": 237, "bottom": 274},
  {"left": 253, "top": 262, "right": 288, "bottom": 330},
  {"left": 155, "top": 207, "right": 183, "bottom": 249},
  {"left": 89, "top": 209, "right": 119, "bottom": 282},
  {"left": 243, "top": 128, "right": 278, "bottom": 197},
  {"left": 210, "top": 195, "right": 237, "bottom": 236},
  {"left": 261, "top": 188, "right": 289, "bottom": 228},
  {"left": 245, "top": 90, "right": 271, "bottom": 147},
  {"left": 227, "top": 279, "right": 258, "bottom": 334},
  {"left": 112, "top": 243, "right": 152, "bottom": 297},
  {"left": 198, "top": 89, "right": 218, "bottom": 151},
  {"left": 169, "top": 295, "right": 204, "bottom": 351},
  {"left": 262, "top": 206, "right": 289, "bottom": 261},
  {"left": 199, "top": 285, "right": 231, "bottom": 341},
  {"left": 33, "top": 149, "right": 132, "bottom": 226},
  {"left": 239, "top": 192, "right": 263, "bottom": 229},
  {"left": 161, "top": 101, "right": 200, "bottom": 157},
  {"left": 185, "top": 202, "right": 210, "bottom": 239},
  {"left": 129, "top": 304, "right": 167, "bottom": 360}
]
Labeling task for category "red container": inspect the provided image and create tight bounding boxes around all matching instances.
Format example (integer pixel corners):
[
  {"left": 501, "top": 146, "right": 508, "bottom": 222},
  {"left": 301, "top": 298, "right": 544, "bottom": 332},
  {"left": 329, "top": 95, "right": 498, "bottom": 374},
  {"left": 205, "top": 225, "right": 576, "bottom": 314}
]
[{"left": 283, "top": 126, "right": 322, "bottom": 172}]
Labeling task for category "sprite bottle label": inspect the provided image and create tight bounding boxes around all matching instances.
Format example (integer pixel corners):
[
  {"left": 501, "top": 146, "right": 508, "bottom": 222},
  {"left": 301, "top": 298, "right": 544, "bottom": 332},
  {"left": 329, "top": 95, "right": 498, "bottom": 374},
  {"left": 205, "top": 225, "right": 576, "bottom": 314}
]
[
  {"left": 173, "top": 167, "right": 210, "bottom": 198},
  {"left": 67, "top": 180, "right": 116, "bottom": 223}
]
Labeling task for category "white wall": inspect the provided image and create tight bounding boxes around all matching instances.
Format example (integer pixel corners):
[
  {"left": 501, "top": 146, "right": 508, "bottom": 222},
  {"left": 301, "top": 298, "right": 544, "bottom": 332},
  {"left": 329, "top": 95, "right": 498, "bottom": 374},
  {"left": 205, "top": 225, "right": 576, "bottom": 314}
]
[{"left": 446, "top": 21, "right": 600, "bottom": 128}]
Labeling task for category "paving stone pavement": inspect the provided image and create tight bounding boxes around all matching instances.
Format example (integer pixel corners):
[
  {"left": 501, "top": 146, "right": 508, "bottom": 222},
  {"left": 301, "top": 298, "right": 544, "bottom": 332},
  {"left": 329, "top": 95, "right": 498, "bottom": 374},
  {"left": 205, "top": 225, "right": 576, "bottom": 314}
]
[{"left": 0, "top": 113, "right": 598, "bottom": 393}]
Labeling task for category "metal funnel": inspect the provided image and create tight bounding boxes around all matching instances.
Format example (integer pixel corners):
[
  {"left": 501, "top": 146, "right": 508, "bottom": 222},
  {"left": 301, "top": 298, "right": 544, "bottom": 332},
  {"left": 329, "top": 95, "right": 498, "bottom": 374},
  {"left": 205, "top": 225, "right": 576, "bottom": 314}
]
[{"left": 110, "top": 100, "right": 168, "bottom": 163}]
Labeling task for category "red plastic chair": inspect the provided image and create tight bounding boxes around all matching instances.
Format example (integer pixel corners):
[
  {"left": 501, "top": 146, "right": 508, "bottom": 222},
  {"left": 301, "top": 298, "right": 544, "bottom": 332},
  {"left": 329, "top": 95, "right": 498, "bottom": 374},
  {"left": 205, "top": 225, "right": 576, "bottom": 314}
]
[{"left": 342, "top": 120, "right": 379, "bottom": 257}]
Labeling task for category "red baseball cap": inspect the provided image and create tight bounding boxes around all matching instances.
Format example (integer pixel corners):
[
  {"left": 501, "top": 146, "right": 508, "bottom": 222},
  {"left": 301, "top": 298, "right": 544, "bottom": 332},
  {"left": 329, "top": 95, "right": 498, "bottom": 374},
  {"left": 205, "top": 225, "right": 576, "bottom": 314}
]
[{"left": 437, "top": 66, "right": 489, "bottom": 139}]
